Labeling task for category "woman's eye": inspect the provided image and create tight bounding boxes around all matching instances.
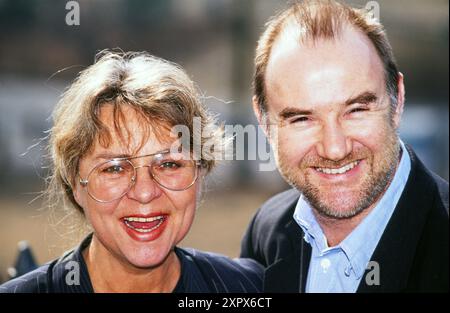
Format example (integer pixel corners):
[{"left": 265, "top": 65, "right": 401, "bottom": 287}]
[
  {"left": 104, "top": 165, "right": 123, "bottom": 173},
  {"left": 160, "top": 162, "right": 180, "bottom": 169}
]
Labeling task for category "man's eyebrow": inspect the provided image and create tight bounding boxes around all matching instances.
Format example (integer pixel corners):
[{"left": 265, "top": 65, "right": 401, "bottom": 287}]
[
  {"left": 345, "top": 92, "right": 378, "bottom": 106},
  {"left": 278, "top": 108, "right": 312, "bottom": 120},
  {"left": 277, "top": 92, "right": 378, "bottom": 120}
]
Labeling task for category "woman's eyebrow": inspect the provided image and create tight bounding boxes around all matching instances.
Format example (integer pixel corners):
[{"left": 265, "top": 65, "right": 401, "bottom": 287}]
[
  {"left": 93, "top": 153, "right": 131, "bottom": 160},
  {"left": 93, "top": 147, "right": 173, "bottom": 161}
]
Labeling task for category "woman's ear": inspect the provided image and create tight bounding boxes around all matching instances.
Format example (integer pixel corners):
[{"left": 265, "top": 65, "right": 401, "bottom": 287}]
[
  {"left": 72, "top": 182, "right": 84, "bottom": 208},
  {"left": 197, "top": 169, "right": 205, "bottom": 181}
]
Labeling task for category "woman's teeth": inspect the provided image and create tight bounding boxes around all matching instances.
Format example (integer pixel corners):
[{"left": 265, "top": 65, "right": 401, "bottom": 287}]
[
  {"left": 315, "top": 160, "right": 359, "bottom": 175},
  {"left": 124, "top": 216, "right": 162, "bottom": 222},
  {"left": 123, "top": 216, "right": 165, "bottom": 233}
]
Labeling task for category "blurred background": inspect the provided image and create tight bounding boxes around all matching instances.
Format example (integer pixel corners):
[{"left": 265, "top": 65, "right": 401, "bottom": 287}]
[{"left": 0, "top": 0, "right": 448, "bottom": 283}]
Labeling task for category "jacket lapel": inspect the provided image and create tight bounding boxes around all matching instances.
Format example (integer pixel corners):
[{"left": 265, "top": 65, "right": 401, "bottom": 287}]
[
  {"left": 357, "top": 146, "right": 435, "bottom": 292},
  {"left": 264, "top": 219, "right": 312, "bottom": 292}
]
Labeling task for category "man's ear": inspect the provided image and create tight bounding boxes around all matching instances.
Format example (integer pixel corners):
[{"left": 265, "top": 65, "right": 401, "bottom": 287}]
[
  {"left": 392, "top": 72, "right": 405, "bottom": 129},
  {"left": 252, "top": 95, "right": 269, "bottom": 138}
]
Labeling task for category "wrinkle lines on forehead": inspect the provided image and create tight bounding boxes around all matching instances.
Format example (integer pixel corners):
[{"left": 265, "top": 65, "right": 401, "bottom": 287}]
[{"left": 94, "top": 103, "right": 173, "bottom": 158}]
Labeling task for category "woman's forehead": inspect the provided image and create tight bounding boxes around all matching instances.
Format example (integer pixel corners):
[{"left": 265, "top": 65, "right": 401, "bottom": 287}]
[
  {"left": 95, "top": 132, "right": 175, "bottom": 156},
  {"left": 98, "top": 103, "right": 144, "bottom": 128},
  {"left": 93, "top": 104, "right": 177, "bottom": 156}
]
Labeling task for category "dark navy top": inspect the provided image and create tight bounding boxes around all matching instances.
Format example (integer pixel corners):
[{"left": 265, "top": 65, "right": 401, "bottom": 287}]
[{"left": 0, "top": 234, "right": 263, "bottom": 293}]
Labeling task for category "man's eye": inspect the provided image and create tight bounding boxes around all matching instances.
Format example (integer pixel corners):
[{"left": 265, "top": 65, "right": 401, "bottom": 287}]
[
  {"left": 291, "top": 116, "right": 309, "bottom": 123},
  {"left": 349, "top": 107, "right": 368, "bottom": 114}
]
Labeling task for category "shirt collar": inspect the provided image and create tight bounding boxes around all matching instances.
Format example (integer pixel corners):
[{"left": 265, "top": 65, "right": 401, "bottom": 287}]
[{"left": 293, "top": 140, "right": 411, "bottom": 278}]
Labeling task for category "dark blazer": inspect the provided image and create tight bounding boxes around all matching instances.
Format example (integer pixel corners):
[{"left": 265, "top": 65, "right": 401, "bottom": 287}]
[
  {"left": 1, "top": 234, "right": 263, "bottom": 293},
  {"left": 241, "top": 146, "right": 449, "bottom": 292}
]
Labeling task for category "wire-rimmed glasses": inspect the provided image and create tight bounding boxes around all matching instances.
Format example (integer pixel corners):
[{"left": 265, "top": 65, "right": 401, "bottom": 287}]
[{"left": 79, "top": 149, "right": 201, "bottom": 203}]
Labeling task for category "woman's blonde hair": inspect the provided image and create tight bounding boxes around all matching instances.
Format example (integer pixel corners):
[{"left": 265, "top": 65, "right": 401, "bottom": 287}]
[{"left": 47, "top": 50, "right": 224, "bottom": 215}]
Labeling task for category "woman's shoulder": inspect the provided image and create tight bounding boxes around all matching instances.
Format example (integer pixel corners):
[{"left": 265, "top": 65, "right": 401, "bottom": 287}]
[
  {"left": 0, "top": 262, "right": 54, "bottom": 293},
  {"left": 177, "top": 247, "right": 264, "bottom": 293},
  {"left": 0, "top": 236, "right": 92, "bottom": 293}
]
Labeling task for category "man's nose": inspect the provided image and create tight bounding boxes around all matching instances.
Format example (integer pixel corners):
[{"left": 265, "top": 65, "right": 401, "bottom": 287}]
[
  {"left": 316, "top": 121, "right": 352, "bottom": 161},
  {"left": 126, "top": 166, "right": 162, "bottom": 203}
]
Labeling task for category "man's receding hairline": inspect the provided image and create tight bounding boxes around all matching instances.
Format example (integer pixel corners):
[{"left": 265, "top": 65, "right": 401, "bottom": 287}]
[
  {"left": 266, "top": 19, "right": 387, "bottom": 91},
  {"left": 270, "top": 15, "right": 381, "bottom": 60}
]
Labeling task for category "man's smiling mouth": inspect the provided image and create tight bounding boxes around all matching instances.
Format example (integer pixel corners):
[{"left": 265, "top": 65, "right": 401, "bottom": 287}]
[{"left": 314, "top": 160, "right": 360, "bottom": 175}]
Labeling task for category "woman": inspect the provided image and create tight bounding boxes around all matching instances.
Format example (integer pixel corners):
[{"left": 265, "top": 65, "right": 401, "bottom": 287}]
[{"left": 0, "top": 51, "right": 263, "bottom": 293}]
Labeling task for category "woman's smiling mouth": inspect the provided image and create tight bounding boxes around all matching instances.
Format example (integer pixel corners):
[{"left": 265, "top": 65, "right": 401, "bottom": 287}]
[{"left": 121, "top": 214, "right": 169, "bottom": 241}]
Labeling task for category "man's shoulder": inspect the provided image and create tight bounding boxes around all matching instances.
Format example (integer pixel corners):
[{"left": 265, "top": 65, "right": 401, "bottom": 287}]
[
  {"left": 0, "top": 263, "right": 53, "bottom": 293},
  {"left": 178, "top": 247, "right": 264, "bottom": 292},
  {"left": 399, "top": 152, "right": 449, "bottom": 291},
  {"left": 406, "top": 145, "right": 448, "bottom": 213},
  {"left": 431, "top": 172, "right": 449, "bottom": 215}
]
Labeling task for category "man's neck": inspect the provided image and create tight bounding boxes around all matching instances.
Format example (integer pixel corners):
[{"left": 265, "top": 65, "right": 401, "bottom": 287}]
[
  {"left": 83, "top": 235, "right": 181, "bottom": 293},
  {"left": 314, "top": 148, "right": 403, "bottom": 247},
  {"left": 314, "top": 205, "right": 374, "bottom": 247}
]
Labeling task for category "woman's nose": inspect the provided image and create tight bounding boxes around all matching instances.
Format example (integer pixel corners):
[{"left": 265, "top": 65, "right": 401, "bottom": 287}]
[{"left": 126, "top": 166, "right": 162, "bottom": 203}]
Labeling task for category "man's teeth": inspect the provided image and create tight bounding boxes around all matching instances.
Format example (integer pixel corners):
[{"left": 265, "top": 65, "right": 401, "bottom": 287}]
[
  {"left": 316, "top": 161, "right": 359, "bottom": 175},
  {"left": 123, "top": 216, "right": 165, "bottom": 233}
]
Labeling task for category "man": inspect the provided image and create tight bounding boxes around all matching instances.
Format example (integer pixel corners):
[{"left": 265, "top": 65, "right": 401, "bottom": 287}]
[{"left": 241, "top": 0, "right": 448, "bottom": 292}]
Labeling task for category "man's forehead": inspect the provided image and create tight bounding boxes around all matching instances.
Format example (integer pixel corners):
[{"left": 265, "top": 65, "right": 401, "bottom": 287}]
[
  {"left": 265, "top": 23, "right": 385, "bottom": 109},
  {"left": 267, "top": 23, "right": 384, "bottom": 81}
]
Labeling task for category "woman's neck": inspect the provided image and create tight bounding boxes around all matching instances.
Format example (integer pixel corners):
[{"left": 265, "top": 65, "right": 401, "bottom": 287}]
[{"left": 82, "top": 235, "right": 181, "bottom": 293}]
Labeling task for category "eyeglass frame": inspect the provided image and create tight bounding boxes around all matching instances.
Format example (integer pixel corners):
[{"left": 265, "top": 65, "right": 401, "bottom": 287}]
[{"left": 78, "top": 149, "right": 203, "bottom": 203}]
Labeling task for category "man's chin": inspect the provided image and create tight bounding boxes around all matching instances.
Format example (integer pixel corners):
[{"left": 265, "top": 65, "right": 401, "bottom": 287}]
[
  {"left": 315, "top": 204, "right": 366, "bottom": 220},
  {"left": 305, "top": 193, "right": 368, "bottom": 220}
]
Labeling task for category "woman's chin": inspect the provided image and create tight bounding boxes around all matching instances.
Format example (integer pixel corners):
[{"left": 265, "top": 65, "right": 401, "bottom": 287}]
[{"left": 121, "top": 247, "right": 174, "bottom": 270}]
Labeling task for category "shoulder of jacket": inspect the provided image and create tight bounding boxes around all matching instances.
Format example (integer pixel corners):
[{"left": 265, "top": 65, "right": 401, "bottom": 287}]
[
  {"left": 254, "top": 188, "right": 300, "bottom": 225},
  {"left": 0, "top": 262, "right": 54, "bottom": 293}
]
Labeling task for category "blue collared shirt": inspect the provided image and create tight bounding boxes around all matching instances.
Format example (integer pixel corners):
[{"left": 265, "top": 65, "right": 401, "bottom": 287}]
[{"left": 293, "top": 141, "right": 411, "bottom": 293}]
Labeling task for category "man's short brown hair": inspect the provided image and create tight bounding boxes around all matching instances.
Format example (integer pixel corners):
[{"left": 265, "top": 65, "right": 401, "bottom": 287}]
[{"left": 254, "top": 0, "right": 399, "bottom": 116}]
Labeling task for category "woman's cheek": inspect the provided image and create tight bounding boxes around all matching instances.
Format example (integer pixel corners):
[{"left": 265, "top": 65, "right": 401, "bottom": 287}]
[
  {"left": 171, "top": 189, "right": 198, "bottom": 243},
  {"left": 175, "top": 207, "right": 196, "bottom": 244},
  {"left": 83, "top": 198, "right": 118, "bottom": 229}
]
